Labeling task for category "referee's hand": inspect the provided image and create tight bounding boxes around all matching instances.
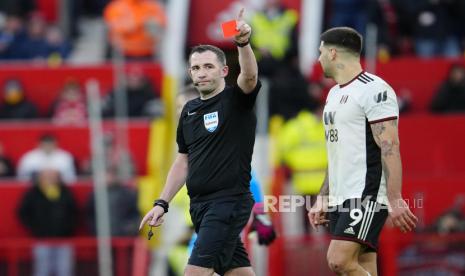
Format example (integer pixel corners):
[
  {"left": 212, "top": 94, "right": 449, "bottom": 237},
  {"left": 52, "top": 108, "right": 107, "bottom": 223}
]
[
  {"left": 234, "top": 8, "right": 251, "bottom": 44},
  {"left": 388, "top": 197, "right": 418, "bottom": 233},
  {"left": 308, "top": 196, "right": 329, "bottom": 231},
  {"left": 139, "top": 205, "right": 165, "bottom": 231}
]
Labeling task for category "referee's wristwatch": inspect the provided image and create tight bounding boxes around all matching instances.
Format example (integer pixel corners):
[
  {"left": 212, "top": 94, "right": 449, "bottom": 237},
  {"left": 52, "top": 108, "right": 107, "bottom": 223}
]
[
  {"left": 153, "top": 199, "right": 169, "bottom": 213},
  {"left": 234, "top": 39, "right": 250, "bottom": 48}
]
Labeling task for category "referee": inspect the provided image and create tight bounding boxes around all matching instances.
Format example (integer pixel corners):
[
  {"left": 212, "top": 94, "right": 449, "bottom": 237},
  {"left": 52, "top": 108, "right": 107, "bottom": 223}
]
[{"left": 140, "top": 8, "right": 259, "bottom": 276}]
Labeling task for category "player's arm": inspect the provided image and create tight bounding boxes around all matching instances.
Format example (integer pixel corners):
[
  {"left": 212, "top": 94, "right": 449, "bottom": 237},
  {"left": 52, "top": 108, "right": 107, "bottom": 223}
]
[
  {"left": 370, "top": 120, "right": 402, "bottom": 200},
  {"left": 235, "top": 8, "right": 258, "bottom": 94},
  {"left": 308, "top": 168, "right": 329, "bottom": 230},
  {"left": 139, "top": 153, "right": 188, "bottom": 229},
  {"left": 370, "top": 119, "right": 417, "bottom": 232}
]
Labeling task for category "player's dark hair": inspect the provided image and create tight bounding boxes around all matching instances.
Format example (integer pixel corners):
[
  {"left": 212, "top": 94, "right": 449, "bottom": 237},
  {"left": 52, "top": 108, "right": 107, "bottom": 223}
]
[
  {"left": 320, "top": 27, "right": 363, "bottom": 56},
  {"left": 189, "top": 45, "right": 227, "bottom": 66}
]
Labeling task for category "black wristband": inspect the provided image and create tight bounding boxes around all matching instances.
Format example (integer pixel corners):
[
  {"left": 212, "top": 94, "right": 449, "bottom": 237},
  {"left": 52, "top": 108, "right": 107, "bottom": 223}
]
[
  {"left": 234, "top": 39, "right": 250, "bottom": 48},
  {"left": 153, "top": 199, "right": 169, "bottom": 213}
]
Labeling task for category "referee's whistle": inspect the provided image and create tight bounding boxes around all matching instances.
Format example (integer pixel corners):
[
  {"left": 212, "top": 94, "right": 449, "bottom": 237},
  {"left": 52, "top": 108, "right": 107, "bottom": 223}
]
[{"left": 147, "top": 226, "right": 154, "bottom": 240}]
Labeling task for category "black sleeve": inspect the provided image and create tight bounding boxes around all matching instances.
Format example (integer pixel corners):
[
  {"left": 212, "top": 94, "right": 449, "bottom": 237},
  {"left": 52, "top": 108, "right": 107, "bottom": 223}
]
[
  {"left": 233, "top": 80, "right": 262, "bottom": 110},
  {"left": 176, "top": 105, "right": 188, "bottom": 153}
]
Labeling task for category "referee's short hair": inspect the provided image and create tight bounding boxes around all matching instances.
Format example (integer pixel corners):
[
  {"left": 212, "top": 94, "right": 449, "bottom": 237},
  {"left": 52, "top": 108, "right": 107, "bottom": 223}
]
[
  {"left": 189, "top": 44, "right": 227, "bottom": 66},
  {"left": 320, "top": 27, "right": 363, "bottom": 56}
]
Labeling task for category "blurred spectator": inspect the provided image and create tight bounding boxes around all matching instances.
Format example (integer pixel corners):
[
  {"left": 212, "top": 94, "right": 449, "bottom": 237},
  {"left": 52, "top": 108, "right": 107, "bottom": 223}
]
[
  {"left": 104, "top": 0, "right": 166, "bottom": 60},
  {"left": 44, "top": 25, "right": 72, "bottom": 62},
  {"left": 430, "top": 63, "right": 465, "bottom": 113},
  {"left": 366, "top": 0, "right": 397, "bottom": 59},
  {"left": 430, "top": 209, "right": 465, "bottom": 235},
  {"left": 328, "top": 0, "right": 367, "bottom": 36},
  {"left": 17, "top": 168, "right": 77, "bottom": 276},
  {"left": 86, "top": 167, "right": 140, "bottom": 236},
  {"left": 391, "top": 0, "right": 462, "bottom": 58},
  {"left": 277, "top": 107, "right": 327, "bottom": 233},
  {"left": 17, "top": 134, "right": 77, "bottom": 183},
  {"left": 0, "top": 79, "right": 38, "bottom": 120},
  {"left": 80, "top": 132, "right": 135, "bottom": 178},
  {"left": 0, "top": 142, "right": 14, "bottom": 177},
  {"left": 269, "top": 59, "right": 319, "bottom": 120},
  {"left": 102, "top": 66, "right": 162, "bottom": 118},
  {"left": 250, "top": 0, "right": 298, "bottom": 78},
  {"left": 49, "top": 80, "right": 87, "bottom": 125},
  {"left": 397, "top": 88, "right": 412, "bottom": 113},
  {"left": 398, "top": 197, "right": 465, "bottom": 274},
  {"left": 0, "top": 15, "right": 27, "bottom": 60},
  {"left": 20, "top": 13, "right": 49, "bottom": 60}
]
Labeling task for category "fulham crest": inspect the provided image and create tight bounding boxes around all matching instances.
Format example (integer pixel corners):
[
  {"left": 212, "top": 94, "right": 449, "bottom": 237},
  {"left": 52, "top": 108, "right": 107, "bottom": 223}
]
[{"left": 204, "top": 111, "right": 219, "bottom": 132}]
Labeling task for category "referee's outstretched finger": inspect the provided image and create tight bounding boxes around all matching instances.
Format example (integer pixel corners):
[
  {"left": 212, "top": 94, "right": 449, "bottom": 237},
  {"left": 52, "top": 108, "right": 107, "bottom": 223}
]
[
  {"left": 237, "top": 7, "right": 244, "bottom": 22},
  {"left": 139, "top": 213, "right": 151, "bottom": 231}
]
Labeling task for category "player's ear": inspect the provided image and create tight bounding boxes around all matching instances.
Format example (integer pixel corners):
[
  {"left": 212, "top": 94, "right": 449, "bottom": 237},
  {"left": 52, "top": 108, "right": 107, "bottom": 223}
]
[
  {"left": 187, "top": 68, "right": 193, "bottom": 79},
  {"left": 221, "top": 65, "right": 229, "bottom": 77},
  {"left": 330, "top": 48, "right": 337, "bottom": 60}
]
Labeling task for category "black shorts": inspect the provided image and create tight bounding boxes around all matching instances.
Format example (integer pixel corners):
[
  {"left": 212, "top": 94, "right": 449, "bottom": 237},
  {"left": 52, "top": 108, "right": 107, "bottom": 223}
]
[
  {"left": 329, "top": 198, "right": 388, "bottom": 252},
  {"left": 188, "top": 194, "right": 254, "bottom": 275}
]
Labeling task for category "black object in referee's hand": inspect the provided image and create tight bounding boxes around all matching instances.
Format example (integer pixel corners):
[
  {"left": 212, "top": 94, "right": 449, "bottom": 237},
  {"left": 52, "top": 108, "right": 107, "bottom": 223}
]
[{"left": 147, "top": 226, "right": 154, "bottom": 240}]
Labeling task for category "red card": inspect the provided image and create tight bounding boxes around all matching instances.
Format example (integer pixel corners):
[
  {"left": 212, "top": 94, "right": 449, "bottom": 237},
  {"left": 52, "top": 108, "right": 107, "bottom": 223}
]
[{"left": 221, "top": 20, "right": 239, "bottom": 38}]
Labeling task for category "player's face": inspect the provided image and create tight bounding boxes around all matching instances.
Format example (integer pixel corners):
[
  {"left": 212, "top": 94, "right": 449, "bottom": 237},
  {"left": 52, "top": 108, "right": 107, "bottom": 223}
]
[
  {"left": 318, "top": 42, "right": 334, "bottom": 78},
  {"left": 189, "top": 51, "right": 228, "bottom": 96}
]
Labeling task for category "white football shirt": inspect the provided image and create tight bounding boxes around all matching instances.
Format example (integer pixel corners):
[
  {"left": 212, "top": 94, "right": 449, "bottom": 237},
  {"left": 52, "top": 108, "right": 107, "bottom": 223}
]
[{"left": 323, "top": 71, "right": 399, "bottom": 206}]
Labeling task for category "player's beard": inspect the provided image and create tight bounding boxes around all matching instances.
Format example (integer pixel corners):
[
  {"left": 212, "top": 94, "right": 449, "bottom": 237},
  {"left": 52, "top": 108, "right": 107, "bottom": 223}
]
[{"left": 322, "top": 65, "right": 334, "bottom": 79}]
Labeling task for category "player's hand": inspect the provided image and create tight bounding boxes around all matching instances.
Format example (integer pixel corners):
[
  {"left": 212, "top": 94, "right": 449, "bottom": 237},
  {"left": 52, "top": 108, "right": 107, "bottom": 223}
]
[
  {"left": 250, "top": 203, "right": 276, "bottom": 245},
  {"left": 388, "top": 197, "right": 418, "bottom": 233},
  {"left": 234, "top": 8, "right": 252, "bottom": 44},
  {"left": 308, "top": 195, "right": 329, "bottom": 231},
  {"left": 139, "top": 205, "right": 165, "bottom": 231}
]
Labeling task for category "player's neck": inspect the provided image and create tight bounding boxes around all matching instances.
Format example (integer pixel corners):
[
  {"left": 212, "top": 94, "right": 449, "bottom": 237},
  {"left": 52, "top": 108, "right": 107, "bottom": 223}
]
[
  {"left": 334, "top": 62, "right": 363, "bottom": 86},
  {"left": 200, "top": 81, "right": 226, "bottom": 100}
]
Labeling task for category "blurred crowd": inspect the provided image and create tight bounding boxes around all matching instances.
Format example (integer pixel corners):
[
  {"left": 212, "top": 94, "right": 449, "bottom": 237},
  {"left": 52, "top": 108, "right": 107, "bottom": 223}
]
[
  {"left": 0, "top": 0, "right": 465, "bottom": 275},
  {"left": 0, "top": 13, "right": 71, "bottom": 62},
  {"left": 326, "top": 0, "right": 465, "bottom": 59}
]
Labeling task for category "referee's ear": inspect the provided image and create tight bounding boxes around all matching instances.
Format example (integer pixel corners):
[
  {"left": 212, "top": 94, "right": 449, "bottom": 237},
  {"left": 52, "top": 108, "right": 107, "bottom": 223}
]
[{"left": 221, "top": 65, "right": 229, "bottom": 78}]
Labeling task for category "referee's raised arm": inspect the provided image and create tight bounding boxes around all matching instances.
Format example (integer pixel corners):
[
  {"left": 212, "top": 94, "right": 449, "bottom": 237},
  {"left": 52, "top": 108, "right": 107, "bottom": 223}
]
[{"left": 234, "top": 8, "right": 258, "bottom": 94}]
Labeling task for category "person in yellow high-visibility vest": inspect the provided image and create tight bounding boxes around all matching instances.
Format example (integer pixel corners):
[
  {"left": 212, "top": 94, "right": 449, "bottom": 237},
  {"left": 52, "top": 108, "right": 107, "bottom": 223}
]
[
  {"left": 250, "top": 0, "right": 298, "bottom": 78},
  {"left": 277, "top": 108, "right": 327, "bottom": 232}
]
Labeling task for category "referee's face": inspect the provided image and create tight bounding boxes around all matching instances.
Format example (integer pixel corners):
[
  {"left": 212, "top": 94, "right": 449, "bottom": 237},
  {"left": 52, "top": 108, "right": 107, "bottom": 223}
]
[{"left": 189, "top": 51, "right": 228, "bottom": 95}]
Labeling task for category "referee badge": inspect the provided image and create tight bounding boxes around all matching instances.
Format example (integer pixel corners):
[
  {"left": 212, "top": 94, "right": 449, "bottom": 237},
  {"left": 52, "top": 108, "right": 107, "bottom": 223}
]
[{"left": 204, "top": 111, "right": 219, "bottom": 132}]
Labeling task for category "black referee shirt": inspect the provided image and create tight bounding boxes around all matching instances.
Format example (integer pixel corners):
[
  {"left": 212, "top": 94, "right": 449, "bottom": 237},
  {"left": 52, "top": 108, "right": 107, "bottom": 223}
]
[{"left": 176, "top": 81, "right": 261, "bottom": 202}]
